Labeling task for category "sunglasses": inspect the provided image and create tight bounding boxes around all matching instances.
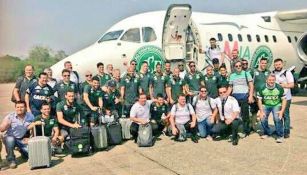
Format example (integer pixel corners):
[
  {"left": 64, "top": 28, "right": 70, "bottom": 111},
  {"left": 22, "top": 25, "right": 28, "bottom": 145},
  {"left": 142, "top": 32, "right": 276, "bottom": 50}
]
[
  {"left": 178, "top": 64, "right": 184, "bottom": 67},
  {"left": 242, "top": 63, "right": 248, "bottom": 65},
  {"left": 63, "top": 74, "right": 70, "bottom": 77},
  {"left": 235, "top": 65, "right": 242, "bottom": 68},
  {"left": 219, "top": 91, "right": 227, "bottom": 94},
  {"left": 200, "top": 90, "right": 207, "bottom": 93},
  {"left": 85, "top": 74, "right": 92, "bottom": 77},
  {"left": 190, "top": 65, "right": 195, "bottom": 67},
  {"left": 131, "top": 63, "right": 137, "bottom": 65}
]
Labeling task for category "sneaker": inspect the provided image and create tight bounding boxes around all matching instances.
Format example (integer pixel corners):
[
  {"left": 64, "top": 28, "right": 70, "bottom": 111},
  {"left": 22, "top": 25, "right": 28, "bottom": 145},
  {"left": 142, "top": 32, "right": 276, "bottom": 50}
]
[
  {"left": 261, "top": 135, "right": 268, "bottom": 139},
  {"left": 206, "top": 136, "right": 213, "bottom": 141},
  {"left": 284, "top": 134, "right": 290, "bottom": 139},
  {"left": 9, "top": 161, "right": 17, "bottom": 169},
  {"left": 276, "top": 137, "right": 284, "bottom": 143},
  {"left": 191, "top": 136, "right": 199, "bottom": 143}
]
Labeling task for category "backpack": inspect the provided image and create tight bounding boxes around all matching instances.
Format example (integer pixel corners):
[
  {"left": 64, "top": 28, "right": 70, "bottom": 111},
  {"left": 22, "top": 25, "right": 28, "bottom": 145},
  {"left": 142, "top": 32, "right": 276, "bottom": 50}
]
[
  {"left": 137, "top": 123, "right": 153, "bottom": 147},
  {"left": 192, "top": 96, "right": 213, "bottom": 112}
]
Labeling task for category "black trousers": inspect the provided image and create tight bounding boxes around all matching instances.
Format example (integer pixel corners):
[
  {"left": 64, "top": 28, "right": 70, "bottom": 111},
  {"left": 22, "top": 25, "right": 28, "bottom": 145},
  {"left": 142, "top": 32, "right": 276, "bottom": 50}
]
[
  {"left": 211, "top": 119, "right": 242, "bottom": 140},
  {"left": 175, "top": 121, "right": 198, "bottom": 138},
  {"left": 237, "top": 100, "right": 250, "bottom": 134}
]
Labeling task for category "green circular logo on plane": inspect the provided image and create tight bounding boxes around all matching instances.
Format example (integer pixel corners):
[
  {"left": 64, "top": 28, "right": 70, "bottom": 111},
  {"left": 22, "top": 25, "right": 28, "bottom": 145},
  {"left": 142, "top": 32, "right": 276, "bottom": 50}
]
[
  {"left": 132, "top": 45, "right": 165, "bottom": 73},
  {"left": 251, "top": 45, "right": 273, "bottom": 69}
]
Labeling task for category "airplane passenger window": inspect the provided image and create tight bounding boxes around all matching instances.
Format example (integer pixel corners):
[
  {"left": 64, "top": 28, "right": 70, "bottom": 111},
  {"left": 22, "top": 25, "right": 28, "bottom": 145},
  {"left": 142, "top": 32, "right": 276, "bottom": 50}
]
[
  {"left": 247, "top": 34, "right": 252, "bottom": 42},
  {"left": 142, "top": 27, "right": 157, "bottom": 42},
  {"left": 294, "top": 36, "right": 298, "bottom": 42},
  {"left": 264, "top": 35, "right": 269, "bottom": 42},
  {"left": 256, "top": 35, "right": 260, "bottom": 42},
  {"left": 121, "top": 28, "right": 141, "bottom": 43},
  {"left": 98, "top": 30, "right": 124, "bottom": 43},
  {"left": 217, "top": 33, "right": 223, "bottom": 41},
  {"left": 287, "top": 36, "right": 291, "bottom": 43},
  {"left": 272, "top": 35, "right": 277, "bottom": 43},
  {"left": 238, "top": 34, "right": 242, "bottom": 42},
  {"left": 228, "top": 34, "right": 233, "bottom": 42}
]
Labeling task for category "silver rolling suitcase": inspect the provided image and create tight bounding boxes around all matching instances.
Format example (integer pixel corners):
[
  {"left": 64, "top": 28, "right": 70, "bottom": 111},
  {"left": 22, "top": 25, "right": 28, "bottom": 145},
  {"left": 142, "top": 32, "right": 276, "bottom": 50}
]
[
  {"left": 28, "top": 122, "right": 52, "bottom": 169},
  {"left": 119, "top": 118, "right": 132, "bottom": 140},
  {"left": 91, "top": 116, "right": 108, "bottom": 150}
]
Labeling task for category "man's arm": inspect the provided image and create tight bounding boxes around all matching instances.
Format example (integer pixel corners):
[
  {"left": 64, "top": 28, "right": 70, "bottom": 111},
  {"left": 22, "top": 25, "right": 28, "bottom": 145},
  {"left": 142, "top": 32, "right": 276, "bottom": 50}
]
[
  {"left": 0, "top": 117, "right": 10, "bottom": 132},
  {"left": 278, "top": 98, "right": 287, "bottom": 119},
  {"left": 57, "top": 111, "right": 80, "bottom": 128},
  {"left": 25, "top": 93, "right": 31, "bottom": 113},
  {"left": 248, "top": 81, "right": 254, "bottom": 103},
  {"left": 83, "top": 92, "right": 97, "bottom": 111}
]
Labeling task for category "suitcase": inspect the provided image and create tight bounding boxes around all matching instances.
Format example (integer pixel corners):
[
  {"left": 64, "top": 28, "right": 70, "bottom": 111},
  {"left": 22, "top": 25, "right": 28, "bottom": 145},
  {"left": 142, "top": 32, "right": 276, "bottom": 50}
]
[
  {"left": 106, "top": 122, "right": 122, "bottom": 145},
  {"left": 69, "top": 115, "right": 91, "bottom": 155},
  {"left": 137, "top": 123, "right": 153, "bottom": 147},
  {"left": 119, "top": 118, "right": 132, "bottom": 140},
  {"left": 28, "top": 122, "right": 52, "bottom": 169},
  {"left": 91, "top": 116, "right": 108, "bottom": 150}
]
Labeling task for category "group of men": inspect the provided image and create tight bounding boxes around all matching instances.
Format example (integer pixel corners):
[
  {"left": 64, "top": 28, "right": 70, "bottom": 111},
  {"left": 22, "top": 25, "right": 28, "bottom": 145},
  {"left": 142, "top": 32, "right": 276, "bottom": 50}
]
[{"left": 0, "top": 38, "right": 295, "bottom": 169}]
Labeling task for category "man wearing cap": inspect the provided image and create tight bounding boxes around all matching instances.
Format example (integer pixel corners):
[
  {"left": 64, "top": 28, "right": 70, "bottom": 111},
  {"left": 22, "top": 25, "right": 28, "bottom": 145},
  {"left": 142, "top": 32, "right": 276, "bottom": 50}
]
[
  {"left": 103, "top": 79, "right": 121, "bottom": 119},
  {"left": 83, "top": 76, "right": 103, "bottom": 126},
  {"left": 93, "top": 62, "right": 112, "bottom": 87}
]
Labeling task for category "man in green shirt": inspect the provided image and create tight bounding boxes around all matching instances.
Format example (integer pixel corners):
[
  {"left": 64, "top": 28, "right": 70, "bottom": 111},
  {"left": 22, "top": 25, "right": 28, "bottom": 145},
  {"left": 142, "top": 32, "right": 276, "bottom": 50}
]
[
  {"left": 212, "top": 58, "right": 221, "bottom": 77},
  {"left": 203, "top": 66, "right": 219, "bottom": 98},
  {"left": 185, "top": 61, "right": 204, "bottom": 103},
  {"left": 83, "top": 76, "right": 103, "bottom": 126},
  {"left": 103, "top": 80, "right": 121, "bottom": 119},
  {"left": 151, "top": 63, "right": 168, "bottom": 99},
  {"left": 166, "top": 68, "right": 187, "bottom": 105},
  {"left": 150, "top": 94, "right": 170, "bottom": 135},
  {"left": 257, "top": 74, "right": 286, "bottom": 143},
  {"left": 120, "top": 66, "right": 140, "bottom": 116},
  {"left": 56, "top": 90, "right": 82, "bottom": 139},
  {"left": 28, "top": 102, "right": 62, "bottom": 147},
  {"left": 54, "top": 69, "right": 79, "bottom": 101},
  {"left": 138, "top": 61, "right": 152, "bottom": 98},
  {"left": 217, "top": 66, "right": 229, "bottom": 87},
  {"left": 93, "top": 62, "right": 112, "bottom": 87}
]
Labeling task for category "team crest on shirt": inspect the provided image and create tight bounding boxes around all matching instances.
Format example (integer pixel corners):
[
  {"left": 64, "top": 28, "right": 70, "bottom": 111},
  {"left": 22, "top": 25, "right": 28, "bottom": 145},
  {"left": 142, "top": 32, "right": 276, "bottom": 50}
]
[
  {"left": 70, "top": 85, "right": 75, "bottom": 89},
  {"left": 134, "top": 79, "right": 138, "bottom": 83},
  {"left": 161, "top": 76, "right": 165, "bottom": 80},
  {"left": 154, "top": 76, "right": 158, "bottom": 81},
  {"left": 64, "top": 105, "right": 68, "bottom": 111},
  {"left": 60, "top": 83, "right": 64, "bottom": 87},
  {"left": 50, "top": 119, "right": 54, "bottom": 125},
  {"left": 213, "top": 76, "right": 216, "bottom": 81},
  {"left": 72, "top": 107, "right": 76, "bottom": 112},
  {"left": 162, "top": 106, "right": 165, "bottom": 111},
  {"left": 265, "top": 72, "right": 269, "bottom": 76},
  {"left": 196, "top": 74, "right": 200, "bottom": 79},
  {"left": 189, "top": 75, "right": 193, "bottom": 80},
  {"left": 36, "top": 89, "right": 40, "bottom": 93},
  {"left": 154, "top": 106, "right": 157, "bottom": 111},
  {"left": 255, "top": 71, "right": 259, "bottom": 76},
  {"left": 44, "top": 90, "right": 49, "bottom": 95},
  {"left": 140, "top": 74, "right": 143, "bottom": 78},
  {"left": 205, "top": 77, "right": 208, "bottom": 81}
]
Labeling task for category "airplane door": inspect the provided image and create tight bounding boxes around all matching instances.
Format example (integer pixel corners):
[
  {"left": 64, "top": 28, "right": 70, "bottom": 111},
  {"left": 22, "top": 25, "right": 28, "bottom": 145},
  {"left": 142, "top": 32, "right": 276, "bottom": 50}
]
[{"left": 162, "top": 4, "right": 192, "bottom": 61}]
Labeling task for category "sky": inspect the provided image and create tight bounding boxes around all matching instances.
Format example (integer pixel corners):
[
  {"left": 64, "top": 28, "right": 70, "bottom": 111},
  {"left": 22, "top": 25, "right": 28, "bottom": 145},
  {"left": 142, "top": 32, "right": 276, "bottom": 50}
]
[{"left": 1, "top": 0, "right": 307, "bottom": 58}]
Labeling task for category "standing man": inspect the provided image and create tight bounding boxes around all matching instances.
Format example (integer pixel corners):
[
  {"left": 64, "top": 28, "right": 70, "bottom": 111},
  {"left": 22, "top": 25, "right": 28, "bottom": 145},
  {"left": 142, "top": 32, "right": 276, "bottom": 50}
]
[
  {"left": 217, "top": 66, "right": 229, "bottom": 87},
  {"left": 120, "top": 66, "right": 140, "bottom": 116},
  {"left": 64, "top": 61, "right": 80, "bottom": 85},
  {"left": 0, "top": 101, "right": 34, "bottom": 168},
  {"left": 94, "top": 62, "right": 112, "bottom": 87},
  {"left": 56, "top": 90, "right": 82, "bottom": 140},
  {"left": 80, "top": 71, "right": 93, "bottom": 95},
  {"left": 178, "top": 62, "right": 187, "bottom": 79},
  {"left": 25, "top": 72, "right": 54, "bottom": 116},
  {"left": 203, "top": 66, "right": 219, "bottom": 98},
  {"left": 185, "top": 61, "right": 204, "bottom": 102},
  {"left": 193, "top": 86, "right": 218, "bottom": 140},
  {"left": 230, "top": 49, "right": 240, "bottom": 72},
  {"left": 151, "top": 63, "right": 168, "bottom": 99},
  {"left": 206, "top": 38, "right": 224, "bottom": 64},
  {"left": 273, "top": 58, "right": 294, "bottom": 138},
  {"left": 228, "top": 61, "right": 254, "bottom": 137},
  {"left": 166, "top": 68, "right": 187, "bottom": 105},
  {"left": 211, "top": 86, "right": 242, "bottom": 145},
  {"left": 138, "top": 61, "right": 152, "bottom": 99},
  {"left": 112, "top": 69, "right": 121, "bottom": 89},
  {"left": 107, "top": 64, "right": 114, "bottom": 76},
  {"left": 12, "top": 64, "right": 37, "bottom": 102},
  {"left": 257, "top": 74, "right": 286, "bottom": 143},
  {"left": 44, "top": 68, "right": 57, "bottom": 88},
  {"left": 54, "top": 69, "right": 79, "bottom": 101},
  {"left": 164, "top": 60, "right": 173, "bottom": 81}
]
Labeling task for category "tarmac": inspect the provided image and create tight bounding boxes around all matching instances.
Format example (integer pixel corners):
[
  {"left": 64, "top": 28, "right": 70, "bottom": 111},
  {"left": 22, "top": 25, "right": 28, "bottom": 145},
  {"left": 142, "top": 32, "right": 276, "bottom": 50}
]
[{"left": 0, "top": 83, "right": 307, "bottom": 175}]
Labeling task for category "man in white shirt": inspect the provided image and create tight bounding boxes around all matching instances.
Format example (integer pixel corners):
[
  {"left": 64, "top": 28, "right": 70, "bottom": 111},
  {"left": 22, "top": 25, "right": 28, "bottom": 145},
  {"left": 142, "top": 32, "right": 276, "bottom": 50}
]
[
  {"left": 206, "top": 38, "right": 224, "bottom": 64},
  {"left": 64, "top": 61, "right": 80, "bottom": 85},
  {"left": 130, "top": 93, "right": 152, "bottom": 143},
  {"left": 272, "top": 58, "right": 294, "bottom": 138},
  {"left": 211, "top": 86, "right": 241, "bottom": 145},
  {"left": 170, "top": 94, "right": 198, "bottom": 143},
  {"left": 193, "top": 86, "right": 218, "bottom": 140}
]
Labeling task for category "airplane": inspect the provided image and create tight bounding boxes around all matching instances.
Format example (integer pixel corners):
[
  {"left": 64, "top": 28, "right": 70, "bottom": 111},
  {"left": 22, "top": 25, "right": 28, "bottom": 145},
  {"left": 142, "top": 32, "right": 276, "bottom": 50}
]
[{"left": 51, "top": 4, "right": 307, "bottom": 81}]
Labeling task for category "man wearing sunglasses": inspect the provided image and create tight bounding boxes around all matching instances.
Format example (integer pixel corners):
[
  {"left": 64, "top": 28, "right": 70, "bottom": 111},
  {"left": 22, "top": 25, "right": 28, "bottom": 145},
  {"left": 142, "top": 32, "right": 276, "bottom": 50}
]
[
  {"left": 54, "top": 69, "right": 79, "bottom": 101},
  {"left": 212, "top": 86, "right": 241, "bottom": 145},
  {"left": 203, "top": 66, "right": 219, "bottom": 98},
  {"left": 178, "top": 62, "right": 187, "bottom": 79},
  {"left": 228, "top": 61, "right": 254, "bottom": 138},
  {"left": 80, "top": 71, "right": 93, "bottom": 95},
  {"left": 185, "top": 61, "right": 204, "bottom": 103}
]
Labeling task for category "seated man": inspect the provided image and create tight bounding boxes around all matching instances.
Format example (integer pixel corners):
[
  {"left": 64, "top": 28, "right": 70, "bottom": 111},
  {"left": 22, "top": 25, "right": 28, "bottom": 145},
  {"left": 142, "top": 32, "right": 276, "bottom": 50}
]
[
  {"left": 56, "top": 90, "right": 82, "bottom": 140},
  {"left": 130, "top": 93, "right": 154, "bottom": 143},
  {"left": 170, "top": 94, "right": 199, "bottom": 143},
  {"left": 0, "top": 101, "right": 34, "bottom": 169},
  {"left": 192, "top": 86, "right": 218, "bottom": 140},
  {"left": 150, "top": 94, "right": 170, "bottom": 135},
  {"left": 83, "top": 76, "right": 103, "bottom": 126},
  {"left": 211, "top": 86, "right": 242, "bottom": 146},
  {"left": 27, "top": 102, "right": 63, "bottom": 150}
]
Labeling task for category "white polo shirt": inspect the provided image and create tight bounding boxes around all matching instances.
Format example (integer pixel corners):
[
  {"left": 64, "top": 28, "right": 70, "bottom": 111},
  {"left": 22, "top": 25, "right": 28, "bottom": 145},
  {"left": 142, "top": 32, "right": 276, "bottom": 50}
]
[
  {"left": 193, "top": 96, "right": 216, "bottom": 122},
  {"left": 170, "top": 103, "right": 195, "bottom": 125},
  {"left": 215, "top": 96, "right": 240, "bottom": 121},
  {"left": 273, "top": 70, "right": 294, "bottom": 100},
  {"left": 130, "top": 101, "right": 152, "bottom": 124}
]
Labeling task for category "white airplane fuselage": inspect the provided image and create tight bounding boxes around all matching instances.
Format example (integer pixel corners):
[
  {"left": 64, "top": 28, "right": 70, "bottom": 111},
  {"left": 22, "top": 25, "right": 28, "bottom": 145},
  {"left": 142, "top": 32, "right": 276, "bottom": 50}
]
[{"left": 51, "top": 5, "right": 307, "bottom": 80}]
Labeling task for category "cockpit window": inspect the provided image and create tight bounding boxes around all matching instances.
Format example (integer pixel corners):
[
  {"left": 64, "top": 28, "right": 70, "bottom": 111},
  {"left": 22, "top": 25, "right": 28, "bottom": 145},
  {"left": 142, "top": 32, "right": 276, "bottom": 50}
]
[
  {"left": 98, "top": 30, "right": 123, "bottom": 43},
  {"left": 120, "top": 28, "right": 140, "bottom": 43},
  {"left": 142, "top": 27, "right": 157, "bottom": 42}
]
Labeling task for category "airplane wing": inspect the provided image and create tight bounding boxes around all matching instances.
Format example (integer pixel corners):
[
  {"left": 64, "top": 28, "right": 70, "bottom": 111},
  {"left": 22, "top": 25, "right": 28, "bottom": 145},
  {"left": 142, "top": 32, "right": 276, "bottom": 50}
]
[{"left": 277, "top": 9, "right": 307, "bottom": 21}]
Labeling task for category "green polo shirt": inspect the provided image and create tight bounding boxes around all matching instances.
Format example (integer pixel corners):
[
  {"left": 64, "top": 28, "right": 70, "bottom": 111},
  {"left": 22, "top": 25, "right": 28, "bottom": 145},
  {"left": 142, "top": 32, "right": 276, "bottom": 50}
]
[
  {"left": 34, "top": 115, "right": 58, "bottom": 137},
  {"left": 120, "top": 74, "right": 140, "bottom": 105},
  {"left": 94, "top": 73, "right": 111, "bottom": 87},
  {"left": 150, "top": 102, "right": 169, "bottom": 122},
  {"left": 251, "top": 69, "right": 271, "bottom": 93},
  {"left": 83, "top": 85, "right": 103, "bottom": 109},
  {"left": 217, "top": 75, "right": 229, "bottom": 87},
  {"left": 102, "top": 89, "right": 121, "bottom": 110},
  {"left": 138, "top": 72, "right": 152, "bottom": 96},
  {"left": 203, "top": 75, "right": 219, "bottom": 98},
  {"left": 151, "top": 72, "right": 167, "bottom": 98},
  {"left": 54, "top": 81, "right": 78, "bottom": 100},
  {"left": 257, "top": 84, "right": 285, "bottom": 107},
  {"left": 167, "top": 76, "right": 186, "bottom": 101},
  {"left": 184, "top": 71, "right": 203, "bottom": 92},
  {"left": 56, "top": 100, "right": 82, "bottom": 127}
]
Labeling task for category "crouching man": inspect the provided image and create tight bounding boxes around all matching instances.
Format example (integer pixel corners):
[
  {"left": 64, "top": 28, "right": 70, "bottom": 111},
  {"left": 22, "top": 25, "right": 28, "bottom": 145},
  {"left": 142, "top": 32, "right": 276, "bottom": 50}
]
[
  {"left": 28, "top": 102, "right": 63, "bottom": 152},
  {"left": 150, "top": 94, "right": 170, "bottom": 135},
  {"left": 170, "top": 94, "right": 199, "bottom": 143},
  {"left": 0, "top": 101, "right": 34, "bottom": 169}
]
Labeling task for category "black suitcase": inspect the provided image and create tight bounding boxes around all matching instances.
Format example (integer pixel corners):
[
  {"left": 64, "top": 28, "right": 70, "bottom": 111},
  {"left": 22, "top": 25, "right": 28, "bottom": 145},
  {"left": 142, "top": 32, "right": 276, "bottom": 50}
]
[{"left": 106, "top": 122, "right": 122, "bottom": 145}]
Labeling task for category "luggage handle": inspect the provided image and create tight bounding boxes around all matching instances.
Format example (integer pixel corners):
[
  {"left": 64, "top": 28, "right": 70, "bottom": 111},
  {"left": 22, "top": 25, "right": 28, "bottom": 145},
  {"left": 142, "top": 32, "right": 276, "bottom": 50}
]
[
  {"left": 33, "top": 119, "right": 45, "bottom": 137},
  {"left": 121, "top": 103, "right": 126, "bottom": 118},
  {"left": 97, "top": 107, "right": 104, "bottom": 126}
]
